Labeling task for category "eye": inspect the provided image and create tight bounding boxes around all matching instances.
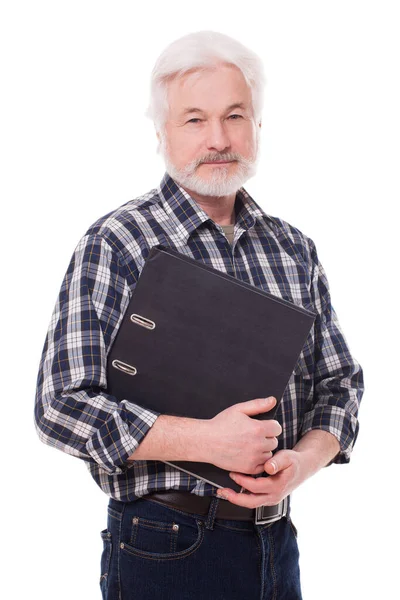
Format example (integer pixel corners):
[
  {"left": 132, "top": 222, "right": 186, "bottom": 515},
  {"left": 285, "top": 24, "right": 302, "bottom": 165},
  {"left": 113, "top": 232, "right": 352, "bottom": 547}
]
[
  {"left": 228, "top": 114, "right": 243, "bottom": 120},
  {"left": 186, "top": 118, "right": 202, "bottom": 124}
]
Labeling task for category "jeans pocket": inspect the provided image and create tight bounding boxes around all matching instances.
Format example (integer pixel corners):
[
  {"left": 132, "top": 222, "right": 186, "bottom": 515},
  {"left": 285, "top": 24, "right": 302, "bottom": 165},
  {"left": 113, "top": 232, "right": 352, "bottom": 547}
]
[
  {"left": 121, "top": 515, "right": 204, "bottom": 561},
  {"left": 99, "top": 529, "right": 112, "bottom": 597}
]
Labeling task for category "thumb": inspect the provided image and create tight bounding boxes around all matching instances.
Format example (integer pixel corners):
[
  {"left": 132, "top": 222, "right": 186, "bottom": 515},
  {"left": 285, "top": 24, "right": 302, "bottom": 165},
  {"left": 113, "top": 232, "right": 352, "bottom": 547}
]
[
  {"left": 264, "top": 450, "right": 293, "bottom": 475},
  {"left": 235, "top": 396, "right": 277, "bottom": 416}
]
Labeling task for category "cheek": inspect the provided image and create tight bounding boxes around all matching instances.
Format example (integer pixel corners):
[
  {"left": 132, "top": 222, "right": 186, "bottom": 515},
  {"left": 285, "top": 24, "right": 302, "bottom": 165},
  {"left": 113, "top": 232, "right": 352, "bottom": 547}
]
[
  {"left": 236, "top": 139, "right": 256, "bottom": 160},
  {"left": 168, "top": 136, "right": 204, "bottom": 167},
  {"left": 232, "top": 125, "right": 257, "bottom": 157}
]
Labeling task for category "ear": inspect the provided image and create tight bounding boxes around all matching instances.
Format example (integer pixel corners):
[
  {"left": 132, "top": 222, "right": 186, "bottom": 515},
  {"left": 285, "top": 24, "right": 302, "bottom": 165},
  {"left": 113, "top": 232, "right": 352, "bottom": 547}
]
[{"left": 258, "top": 120, "right": 262, "bottom": 128}]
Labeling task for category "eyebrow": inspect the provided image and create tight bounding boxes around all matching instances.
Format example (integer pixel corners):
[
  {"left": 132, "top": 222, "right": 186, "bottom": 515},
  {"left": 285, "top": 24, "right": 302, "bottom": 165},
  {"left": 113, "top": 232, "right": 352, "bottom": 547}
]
[{"left": 182, "top": 102, "right": 247, "bottom": 116}]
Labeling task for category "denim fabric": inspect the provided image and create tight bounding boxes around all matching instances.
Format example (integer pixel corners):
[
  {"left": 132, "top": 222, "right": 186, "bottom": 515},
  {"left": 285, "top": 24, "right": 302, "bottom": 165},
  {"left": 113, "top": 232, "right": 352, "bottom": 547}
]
[{"left": 100, "top": 496, "right": 302, "bottom": 600}]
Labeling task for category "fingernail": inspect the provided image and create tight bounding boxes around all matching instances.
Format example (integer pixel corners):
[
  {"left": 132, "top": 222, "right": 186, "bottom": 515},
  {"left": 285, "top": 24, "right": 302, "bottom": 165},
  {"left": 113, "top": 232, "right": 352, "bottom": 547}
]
[
  {"left": 230, "top": 473, "right": 237, "bottom": 482},
  {"left": 264, "top": 396, "right": 275, "bottom": 404},
  {"left": 217, "top": 490, "right": 228, "bottom": 500},
  {"left": 269, "top": 460, "right": 277, "bottom": 474}
]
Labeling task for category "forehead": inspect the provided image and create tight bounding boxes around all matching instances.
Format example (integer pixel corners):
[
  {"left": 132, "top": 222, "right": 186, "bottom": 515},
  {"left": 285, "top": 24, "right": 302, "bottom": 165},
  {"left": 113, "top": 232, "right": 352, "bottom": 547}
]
[{"left": 166, "top": 63, "right": 253, "bottom": 116}]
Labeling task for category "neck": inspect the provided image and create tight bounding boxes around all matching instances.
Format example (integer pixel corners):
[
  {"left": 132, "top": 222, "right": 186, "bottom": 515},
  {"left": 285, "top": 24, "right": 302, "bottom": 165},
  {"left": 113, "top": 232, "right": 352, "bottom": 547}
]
[{"left": 181, "top": 186, "right": 236, "bottom": 225}]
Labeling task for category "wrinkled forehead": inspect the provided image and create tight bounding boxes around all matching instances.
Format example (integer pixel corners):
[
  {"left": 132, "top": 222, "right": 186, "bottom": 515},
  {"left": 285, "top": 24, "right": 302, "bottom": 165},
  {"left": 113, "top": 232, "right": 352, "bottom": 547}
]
[{"left": 165, "top": 63, "right": 254, "bottom": 118}]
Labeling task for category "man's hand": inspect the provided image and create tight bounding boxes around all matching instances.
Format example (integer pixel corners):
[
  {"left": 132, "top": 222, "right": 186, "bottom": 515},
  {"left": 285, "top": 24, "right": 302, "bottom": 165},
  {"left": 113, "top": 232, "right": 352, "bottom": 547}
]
[
  {"left": 216, "top": 449, "right": 304, "bottom": 508},
  {"left": 128, "top": 395, "right": 281, "bottom": 469},
  {"left": 203, "top": 396, "right": 282, "bottom": 474},
  {"left": 216, "top": 430, "right": 341, "bottom": 508}
]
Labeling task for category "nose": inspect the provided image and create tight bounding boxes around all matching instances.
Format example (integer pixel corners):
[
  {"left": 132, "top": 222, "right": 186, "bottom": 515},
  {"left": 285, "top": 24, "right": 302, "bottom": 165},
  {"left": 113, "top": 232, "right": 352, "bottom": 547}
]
[{"left": 206, "top": 120, "right": 231, "bottom": 153}]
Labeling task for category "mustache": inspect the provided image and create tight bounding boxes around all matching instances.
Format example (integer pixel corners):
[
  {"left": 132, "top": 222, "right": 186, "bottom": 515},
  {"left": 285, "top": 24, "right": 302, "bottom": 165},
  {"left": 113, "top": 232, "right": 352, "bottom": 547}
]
[
  {"left": 183, "top": 152, "right": 248, "bottom": 173},
  {"left": 199, "top": 152, "right": 241, "bottom": 165}
]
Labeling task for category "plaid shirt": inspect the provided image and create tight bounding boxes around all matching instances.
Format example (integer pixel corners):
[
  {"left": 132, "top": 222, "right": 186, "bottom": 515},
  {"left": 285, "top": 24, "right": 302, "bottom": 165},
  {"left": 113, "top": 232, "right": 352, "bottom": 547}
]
[{"left": 35, "top": 173, "right": 363, "bottom": 502}]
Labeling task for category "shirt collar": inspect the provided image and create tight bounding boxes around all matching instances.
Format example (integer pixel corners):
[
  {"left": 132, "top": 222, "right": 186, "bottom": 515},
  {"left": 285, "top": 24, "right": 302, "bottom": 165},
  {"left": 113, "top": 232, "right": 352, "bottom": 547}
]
[{"left": 158, "top": 172, "right": 276, "bottom": 242}]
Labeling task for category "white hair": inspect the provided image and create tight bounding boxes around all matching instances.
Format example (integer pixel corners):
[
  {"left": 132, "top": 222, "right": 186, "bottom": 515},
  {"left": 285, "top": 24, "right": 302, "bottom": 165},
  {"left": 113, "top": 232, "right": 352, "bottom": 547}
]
[{"left": 146, "top": 31, "right": 266, "bottom": 131}]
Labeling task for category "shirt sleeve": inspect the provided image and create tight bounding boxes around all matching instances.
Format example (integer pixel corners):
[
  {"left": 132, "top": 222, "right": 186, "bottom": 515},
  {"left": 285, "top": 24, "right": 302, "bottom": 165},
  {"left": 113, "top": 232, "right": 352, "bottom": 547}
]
[
  {"left": 299, "top": 239, "right": 364, "bottom": 463},
  {"left": 34, "top": 233, "right": 159, "bottom": 475}
]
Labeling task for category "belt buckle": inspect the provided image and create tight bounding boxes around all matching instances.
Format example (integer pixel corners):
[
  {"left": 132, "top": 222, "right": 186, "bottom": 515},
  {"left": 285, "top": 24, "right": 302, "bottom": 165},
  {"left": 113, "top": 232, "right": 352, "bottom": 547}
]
[{"left": 255, "top": 497, "right": 288, "bottom": 526}]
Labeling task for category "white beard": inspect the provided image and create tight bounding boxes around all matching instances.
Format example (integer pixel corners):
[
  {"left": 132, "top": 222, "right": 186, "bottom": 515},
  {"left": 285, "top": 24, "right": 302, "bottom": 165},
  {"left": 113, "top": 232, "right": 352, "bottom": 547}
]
[{"left": 159, "top": 137, "right": 260, "bottom": 198}]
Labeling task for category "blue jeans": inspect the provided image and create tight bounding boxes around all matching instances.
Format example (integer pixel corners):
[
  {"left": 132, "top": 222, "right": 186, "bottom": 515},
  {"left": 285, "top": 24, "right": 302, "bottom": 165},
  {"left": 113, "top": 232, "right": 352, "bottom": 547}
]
[{"left": 100, "top": 496, "right": 302, "bottom": 599}]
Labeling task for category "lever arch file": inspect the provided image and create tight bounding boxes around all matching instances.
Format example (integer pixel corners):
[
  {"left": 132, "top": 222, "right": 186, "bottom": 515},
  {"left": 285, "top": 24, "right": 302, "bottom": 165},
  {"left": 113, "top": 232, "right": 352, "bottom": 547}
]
[{"left": 107, "top": 245, "right": 316, "bottom": 490}]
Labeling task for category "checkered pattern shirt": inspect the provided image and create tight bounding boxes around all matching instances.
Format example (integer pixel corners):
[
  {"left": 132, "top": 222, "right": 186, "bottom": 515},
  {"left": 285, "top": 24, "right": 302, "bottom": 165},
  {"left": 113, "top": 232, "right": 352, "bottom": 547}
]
[{"left": 35, "top": 173, "right": 364, "bottom": 502}]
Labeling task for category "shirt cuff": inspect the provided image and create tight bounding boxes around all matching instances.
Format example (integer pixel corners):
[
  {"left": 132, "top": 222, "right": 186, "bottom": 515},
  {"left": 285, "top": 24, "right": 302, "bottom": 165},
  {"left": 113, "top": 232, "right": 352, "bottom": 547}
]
[
  {"left": 86, "top": 400, "right": 159, "bottom": 475},
  {"left": 300, "top": 404, "right": 359, "bottom": 464}
]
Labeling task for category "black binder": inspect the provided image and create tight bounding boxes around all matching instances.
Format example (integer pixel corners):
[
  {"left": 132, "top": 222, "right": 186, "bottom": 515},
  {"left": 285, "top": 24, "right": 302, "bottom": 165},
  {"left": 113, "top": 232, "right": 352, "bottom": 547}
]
[{"left": 107, "top": 245, "right": 316, "bottom": 490}]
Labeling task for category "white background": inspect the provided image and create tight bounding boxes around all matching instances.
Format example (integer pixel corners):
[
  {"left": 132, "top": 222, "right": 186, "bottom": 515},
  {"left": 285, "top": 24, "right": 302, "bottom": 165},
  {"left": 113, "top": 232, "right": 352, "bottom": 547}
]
[{"left": 1, "top": 1, "right": 399, "bottom": 598}]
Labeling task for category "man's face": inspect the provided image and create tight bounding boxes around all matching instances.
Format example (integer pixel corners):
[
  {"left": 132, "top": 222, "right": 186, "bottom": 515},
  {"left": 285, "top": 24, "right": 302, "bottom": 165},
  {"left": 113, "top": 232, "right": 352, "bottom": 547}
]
[{"left": 159, "top": 63, "right": 260, "bottom": 197}]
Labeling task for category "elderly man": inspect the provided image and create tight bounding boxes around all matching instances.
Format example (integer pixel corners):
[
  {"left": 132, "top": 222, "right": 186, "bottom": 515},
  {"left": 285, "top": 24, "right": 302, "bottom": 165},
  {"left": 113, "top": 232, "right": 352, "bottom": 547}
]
[{"left": 35, "top": 31, "right": 363, "bottom": 600}]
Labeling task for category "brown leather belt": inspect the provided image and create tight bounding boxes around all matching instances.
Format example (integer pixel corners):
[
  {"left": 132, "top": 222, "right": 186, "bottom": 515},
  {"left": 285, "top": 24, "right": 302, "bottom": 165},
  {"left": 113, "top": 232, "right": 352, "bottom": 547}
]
[{"left": 144, "top": 491, "right": 289, "bottom": 525}]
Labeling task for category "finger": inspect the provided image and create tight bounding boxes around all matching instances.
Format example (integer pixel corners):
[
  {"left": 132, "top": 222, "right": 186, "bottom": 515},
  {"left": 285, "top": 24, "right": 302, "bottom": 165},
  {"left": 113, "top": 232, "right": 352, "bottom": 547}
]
[
  {"left": 264, "top": 451, "right": 294, "bottom": 475},
  {"left": 263, "top": 437, "right": 279, "bottom": 452},
  {"left": 235, "top": 396, "right": 276, "bottom": 416},
  {"left": 262, "top": 420, "right": 282, "bottom": 438},
  {"left": 229, "top": 472, "right": 274, "bottom": 494},
  {"left": 253, "top": 463, "right": 267, "bottom": 475},
  {"left": 217, "top": 488, "right": 272, "bottom": 509},
  {"left": 246, "top": 452, "right": 274, "bottom": 475}
]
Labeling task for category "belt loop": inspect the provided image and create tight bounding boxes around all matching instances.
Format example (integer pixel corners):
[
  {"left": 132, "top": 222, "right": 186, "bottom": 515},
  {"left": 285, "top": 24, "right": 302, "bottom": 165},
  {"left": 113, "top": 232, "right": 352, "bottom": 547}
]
[{"left": 205, "top": 496, "right": 220, "bottom": 530}]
